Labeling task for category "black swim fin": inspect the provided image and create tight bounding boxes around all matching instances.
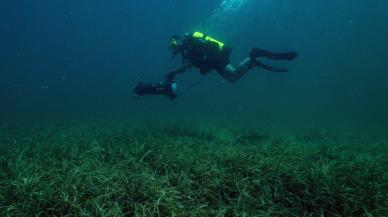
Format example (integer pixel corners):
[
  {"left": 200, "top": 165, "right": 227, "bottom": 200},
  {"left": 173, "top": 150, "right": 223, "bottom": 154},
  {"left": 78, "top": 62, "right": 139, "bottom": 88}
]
[
  {"left": 252, "top": 59, "right": 289, "bottom": 72},
  {"left": 250, "top": 48, "right": 297, "bottom": 61}
]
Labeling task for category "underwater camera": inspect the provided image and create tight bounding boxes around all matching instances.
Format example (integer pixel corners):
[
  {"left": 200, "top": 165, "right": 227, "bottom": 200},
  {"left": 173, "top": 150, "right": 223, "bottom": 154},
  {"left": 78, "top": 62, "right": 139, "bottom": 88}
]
[{"left": 133, "top": 79, "right": 177, "bottom": 99}]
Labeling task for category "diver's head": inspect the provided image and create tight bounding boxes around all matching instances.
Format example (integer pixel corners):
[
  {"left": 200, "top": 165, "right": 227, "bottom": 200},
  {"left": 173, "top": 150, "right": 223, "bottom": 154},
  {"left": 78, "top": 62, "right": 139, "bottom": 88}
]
[
  {"left": 170, "top": 35, "right": 182, "bottom": 51},
  {"left": 169, "top": 35, "right": 183, "bottom": 60}
]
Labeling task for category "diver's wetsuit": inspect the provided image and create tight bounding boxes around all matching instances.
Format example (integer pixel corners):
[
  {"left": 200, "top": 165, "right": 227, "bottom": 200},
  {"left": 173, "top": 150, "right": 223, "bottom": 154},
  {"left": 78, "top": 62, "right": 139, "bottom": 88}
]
[
  {"left": 179, "top": 34, "right": 232, "bottom": 74},
  {"left": 167, "top": 32, "right": 297, "bottom": 82}
]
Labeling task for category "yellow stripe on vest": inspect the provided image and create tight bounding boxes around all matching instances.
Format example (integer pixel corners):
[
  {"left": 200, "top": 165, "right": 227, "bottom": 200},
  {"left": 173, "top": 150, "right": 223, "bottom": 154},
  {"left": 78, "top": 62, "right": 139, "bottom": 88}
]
[{"left": 192, "top": 32, "right": 224, "bottom": 50}]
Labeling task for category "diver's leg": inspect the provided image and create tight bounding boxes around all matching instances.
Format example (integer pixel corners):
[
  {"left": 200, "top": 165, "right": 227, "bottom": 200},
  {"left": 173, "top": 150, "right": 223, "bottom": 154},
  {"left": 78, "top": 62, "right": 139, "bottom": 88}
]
[
  {"left": 219, "top": 57, "right": 289, "bottom": 82},
  {"left": 218, "top": 65, "right": 238, "bottom": 82},
  {"left": 219, "top": 58, "right": 255, "bottom": 82},
  {"left": 250, "top": 48, "right": 297, "bottom": 60},
  {"left": 219, "top": 58, "right": 289, "bottom": 82}
]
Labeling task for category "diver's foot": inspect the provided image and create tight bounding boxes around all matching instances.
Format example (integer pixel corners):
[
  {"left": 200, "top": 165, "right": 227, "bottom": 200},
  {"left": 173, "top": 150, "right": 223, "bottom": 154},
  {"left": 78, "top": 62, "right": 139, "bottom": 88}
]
[
  {"left": 249, "top": 48, "right": 267, "bottom": 59},
  {"left": 250, "top": 48, "right": 298, "bottom": 60}
]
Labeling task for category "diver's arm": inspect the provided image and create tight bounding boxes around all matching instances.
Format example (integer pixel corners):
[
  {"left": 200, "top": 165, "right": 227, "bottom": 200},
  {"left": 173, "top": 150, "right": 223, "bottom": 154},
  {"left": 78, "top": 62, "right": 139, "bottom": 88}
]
[{"left": 165, "top": 62, "right": 192, "bottom": 80}]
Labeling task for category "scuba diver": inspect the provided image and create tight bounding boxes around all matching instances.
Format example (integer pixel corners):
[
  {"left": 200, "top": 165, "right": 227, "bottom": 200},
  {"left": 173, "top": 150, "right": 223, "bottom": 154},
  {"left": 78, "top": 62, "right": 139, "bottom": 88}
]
[{"left": 133, "top": 32, "right": 297, "bottom": 99}]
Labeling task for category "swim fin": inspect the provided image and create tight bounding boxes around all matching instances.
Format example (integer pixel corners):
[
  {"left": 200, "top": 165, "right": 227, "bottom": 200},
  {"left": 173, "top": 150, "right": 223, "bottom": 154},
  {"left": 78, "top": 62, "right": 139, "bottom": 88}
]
[
  {"left": 252, "top": 59, "right": 289, "bottom": 72},
  {"left": 250, "top": 48, "right": 297, "bottom": 61}
]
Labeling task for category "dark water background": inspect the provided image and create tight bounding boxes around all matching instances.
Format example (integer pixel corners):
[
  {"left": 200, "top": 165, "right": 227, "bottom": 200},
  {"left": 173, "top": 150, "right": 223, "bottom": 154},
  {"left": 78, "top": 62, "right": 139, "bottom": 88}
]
[{"left": 1, "top": 0, "right": 388, "bottom": 131}]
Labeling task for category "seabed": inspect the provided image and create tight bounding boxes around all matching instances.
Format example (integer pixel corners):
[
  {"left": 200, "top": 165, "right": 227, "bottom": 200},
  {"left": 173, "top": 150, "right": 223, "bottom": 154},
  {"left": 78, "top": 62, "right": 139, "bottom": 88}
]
[{"left": 0, "top": 121, "right": 387, "bottom": 216}]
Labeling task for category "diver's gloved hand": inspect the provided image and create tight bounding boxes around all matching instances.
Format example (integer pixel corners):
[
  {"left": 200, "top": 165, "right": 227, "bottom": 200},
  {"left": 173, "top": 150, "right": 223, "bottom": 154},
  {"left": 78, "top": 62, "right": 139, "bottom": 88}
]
[{"left": 165, "top": 72, "right": 175, "bottom": 81}]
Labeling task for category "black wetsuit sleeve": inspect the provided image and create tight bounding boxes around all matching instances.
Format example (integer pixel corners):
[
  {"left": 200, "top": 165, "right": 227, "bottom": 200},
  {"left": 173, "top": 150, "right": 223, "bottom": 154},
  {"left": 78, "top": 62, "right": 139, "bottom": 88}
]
[{"left": 165, "top": 63, "right": 192, "bottom": 80}]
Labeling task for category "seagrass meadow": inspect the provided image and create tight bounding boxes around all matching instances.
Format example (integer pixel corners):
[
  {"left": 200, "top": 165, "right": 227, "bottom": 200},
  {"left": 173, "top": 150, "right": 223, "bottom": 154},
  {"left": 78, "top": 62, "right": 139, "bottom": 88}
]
[{"left": 0, "top": 121, "right": 387, "bottom": 217}]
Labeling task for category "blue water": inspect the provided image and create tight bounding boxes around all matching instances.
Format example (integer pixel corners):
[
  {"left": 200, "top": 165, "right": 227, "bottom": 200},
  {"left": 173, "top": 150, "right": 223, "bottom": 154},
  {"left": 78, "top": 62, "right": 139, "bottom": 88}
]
[{"left": 1, "top": 0, "right": 388, "bottom": 130}]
